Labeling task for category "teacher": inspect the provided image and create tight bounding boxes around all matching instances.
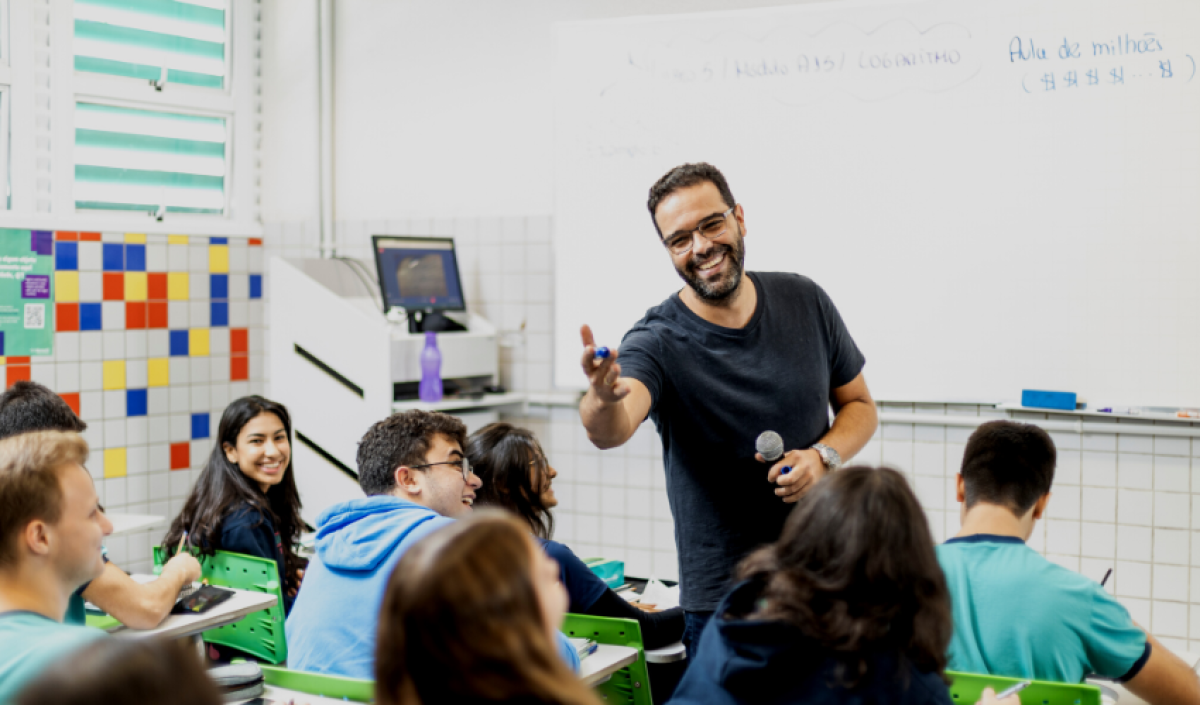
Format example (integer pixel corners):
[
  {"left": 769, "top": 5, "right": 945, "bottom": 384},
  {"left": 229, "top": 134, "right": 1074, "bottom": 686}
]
[{"left": 578, "top": 162, "right": 879, "bottom": 650}]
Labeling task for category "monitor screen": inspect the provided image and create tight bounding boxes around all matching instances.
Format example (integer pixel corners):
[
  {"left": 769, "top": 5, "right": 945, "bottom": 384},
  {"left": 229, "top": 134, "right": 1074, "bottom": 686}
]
[{"left": 372, "top": 236, "right": 466, "bottom": 312}]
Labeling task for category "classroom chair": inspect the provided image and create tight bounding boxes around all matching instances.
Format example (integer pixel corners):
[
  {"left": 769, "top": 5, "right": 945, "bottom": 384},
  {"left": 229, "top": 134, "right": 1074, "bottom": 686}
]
[
  {"left": 562, "top": 613, "right": 653, "bottom": 705},
  {"left": 946, "top": 670, "right": 1102, "bottom": 705},
  {"left": 258, "top": 663, "right": 373, "bottom": 702},
  {"left": 154, "top": 547, "right": 288, "bottom": 664}
]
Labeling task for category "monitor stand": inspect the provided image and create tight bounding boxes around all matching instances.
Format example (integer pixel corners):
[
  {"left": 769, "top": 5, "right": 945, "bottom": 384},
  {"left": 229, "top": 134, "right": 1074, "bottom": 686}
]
[{"left": 407, "top": 310, "right": 468, "bottom": 334}]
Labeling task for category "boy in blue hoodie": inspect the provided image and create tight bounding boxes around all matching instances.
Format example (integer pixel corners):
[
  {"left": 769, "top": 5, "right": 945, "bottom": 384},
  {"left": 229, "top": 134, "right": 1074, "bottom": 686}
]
[{"left": 286, "top": 410, "right": 481, "bottom": 678}]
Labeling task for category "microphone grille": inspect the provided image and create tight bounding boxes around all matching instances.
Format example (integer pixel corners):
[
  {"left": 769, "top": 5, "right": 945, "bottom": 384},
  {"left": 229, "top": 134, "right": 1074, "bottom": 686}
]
[{"left": 755, "top": 431, "right": 784, "bottom": 462}]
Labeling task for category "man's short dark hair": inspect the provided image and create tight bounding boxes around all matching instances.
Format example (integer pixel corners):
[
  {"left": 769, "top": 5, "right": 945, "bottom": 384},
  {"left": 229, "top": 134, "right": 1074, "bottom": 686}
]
[
  {"left": 357, "top": 410, "right": 468, "bottom": 496},
  {"left": 960, "top": 420, "right": 1056, "bottom": 515},
  {"left": 0, "top": 380, "right": 86, "bottom": 440},
  {"left": 647, "top": 162, "right": 736, "bottom": 236}
]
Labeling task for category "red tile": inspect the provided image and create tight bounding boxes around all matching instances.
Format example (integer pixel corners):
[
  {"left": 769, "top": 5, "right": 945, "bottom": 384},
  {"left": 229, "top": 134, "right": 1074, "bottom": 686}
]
[
  {"left": 6, "top": 366, "right": 30, "bottom": 387},
  {"left": 126, "top": 302, "right": 146, "bottom": 329},
  {"left": 148, "top": 273, "right": 168, "bottom": 300},
  {"left": 147, "top": 302, "right": 168, "bottom": 329},
  {"left": 55, "top": 231, "right": 78, "bottom": 241},
  {"left": 59, "top": 393, "right": 81, "bottom": 416},
  {"left": 248, "top": 238, "right": 263, "bottom": 246},
  {"left": 231, "top": 355, "right": 249, "bottom": 381},
  {"left": 79, "top": 232, "right": 101, "bottom": 242},
  {"left": 230, "top": 328, "right": 248, "bottom": 354},
  {"left": 102, "top": 273, "right": 124, "bottom": 301},
  {"left": 56, "top": 303, "right": 79, "bottom": 332},
  {"left": 170, "top": 442, "right": 190, "bottom": 470},
  {"left": 6, "top": 357, "right": 30, "bottom": 365}
]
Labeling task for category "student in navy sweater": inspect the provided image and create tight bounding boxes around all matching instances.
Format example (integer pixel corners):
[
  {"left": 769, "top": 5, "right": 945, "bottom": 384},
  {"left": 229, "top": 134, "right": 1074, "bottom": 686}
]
[
  {"left": 669, "top": 467, "right": 1016, "bottom": 705},
  {"left": 467, "top": 422, "right": 684, "bottom": 649},
  {"left": 163, "top": 396, "right": 306, "bottom": 614}
]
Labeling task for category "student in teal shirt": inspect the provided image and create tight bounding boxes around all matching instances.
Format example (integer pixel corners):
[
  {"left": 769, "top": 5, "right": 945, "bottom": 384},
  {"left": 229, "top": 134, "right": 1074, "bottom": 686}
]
[
  {"left": 0, "top": 430, "right": 110, "bottom": 701},
  {"left": 938, "top": 420, "right": 1200, "bottom": 705}
]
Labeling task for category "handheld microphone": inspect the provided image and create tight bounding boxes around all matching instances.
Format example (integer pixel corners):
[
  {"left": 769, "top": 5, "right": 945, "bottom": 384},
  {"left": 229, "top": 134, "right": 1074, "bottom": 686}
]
[{"left": 755, "top": 431, "right": 790, "bottom": 474}]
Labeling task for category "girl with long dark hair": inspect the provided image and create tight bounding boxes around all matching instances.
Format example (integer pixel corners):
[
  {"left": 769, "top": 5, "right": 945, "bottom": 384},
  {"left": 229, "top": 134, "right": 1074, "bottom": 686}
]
[
  {"left": 163, "top": 396, "right": 305, "bottom": 612},
  {"left": 375, "top": 510, "right": 599, "bottom": 705},
  {"left": 668, "top": 467, "right": 1016, "bottom": 705},
  {"left": 466, "top": 422, "right": 684, "bottom": 649}
]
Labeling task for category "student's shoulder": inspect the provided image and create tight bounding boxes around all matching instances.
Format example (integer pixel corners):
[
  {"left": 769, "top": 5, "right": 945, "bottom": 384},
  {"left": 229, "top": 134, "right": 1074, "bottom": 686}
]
[
  {"left": 2, "top": 615, "right": 106, "bottom": 649},
  {"left": 221, "top": 501, "right": 270, "bottom": 530}
]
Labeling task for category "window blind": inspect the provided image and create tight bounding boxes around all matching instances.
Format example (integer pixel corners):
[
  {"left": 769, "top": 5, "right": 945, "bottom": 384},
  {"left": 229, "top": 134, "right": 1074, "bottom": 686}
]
[
  {"left": 74, "top": 0, "right": 227, "bottom": 90},
  {"left": 74, "top": 102, "right": 226, "bottom": 215}
]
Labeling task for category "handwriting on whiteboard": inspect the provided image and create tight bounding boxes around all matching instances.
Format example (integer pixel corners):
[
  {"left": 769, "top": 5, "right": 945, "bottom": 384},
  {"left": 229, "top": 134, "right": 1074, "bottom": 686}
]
[{"left": 1007, "top": 32, "right": 1196, "bottom": 93}]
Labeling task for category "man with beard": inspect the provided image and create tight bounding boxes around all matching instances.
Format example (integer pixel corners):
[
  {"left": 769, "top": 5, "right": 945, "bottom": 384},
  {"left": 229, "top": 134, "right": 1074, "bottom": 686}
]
[{"left": 578, "top": 162, "right": 878, "bottom": 652}]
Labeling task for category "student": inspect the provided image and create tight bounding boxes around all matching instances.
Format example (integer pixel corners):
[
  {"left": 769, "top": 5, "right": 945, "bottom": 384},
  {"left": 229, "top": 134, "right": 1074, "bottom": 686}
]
[
  {"left": 163, "top": 396, "right": 306, "bottom": 617},
  {"left": 939, "top": 420, "right": 1200, "bottom": 704},
  {"left": 0, "top": 381, "right": 201, "bottom": 629},
  {"left": 467, "top": 422, "right": 684, "bottom": 648},
  {"left": 14, "top": 638, "right": 221, "bottom": 705},
  {"left": 375, "top": 510, "right": 598, "bottom": 705},
  {"left": 0, "top": 431, "right": 110, "bottom": 701},
  {"left": 670, "top": 467, "right": 969, "bottom": 705}
]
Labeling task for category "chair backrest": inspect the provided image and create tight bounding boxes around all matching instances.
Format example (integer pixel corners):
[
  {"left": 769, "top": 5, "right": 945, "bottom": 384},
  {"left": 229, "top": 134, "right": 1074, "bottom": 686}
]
[
  {"left": 155, "top": 546, "right": 288, "bottom": 664},
  {"left": 562, "top": 613, "right": 652, "bottom": 705},
  {"left": 946, "top": 670, "right": 1102, "bottom": 705},
  {"left": 259, "top": 664, "right": 374, "bottom": 702}
]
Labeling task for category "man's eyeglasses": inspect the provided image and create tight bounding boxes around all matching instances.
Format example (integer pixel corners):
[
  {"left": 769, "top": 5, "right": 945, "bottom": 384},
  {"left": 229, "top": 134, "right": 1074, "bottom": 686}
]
[
  {"left": 411, "top": 457, "right": 473, "bottom": 482},
  {"left": 661, "top": 207, "right": 735, "bottom": 256}
]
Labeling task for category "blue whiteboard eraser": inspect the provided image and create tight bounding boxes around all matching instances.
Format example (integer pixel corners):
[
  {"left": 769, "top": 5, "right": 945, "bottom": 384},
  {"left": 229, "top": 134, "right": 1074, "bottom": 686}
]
[{"left": 1021, "top": 389, "right": 1077, "bottom": 411}]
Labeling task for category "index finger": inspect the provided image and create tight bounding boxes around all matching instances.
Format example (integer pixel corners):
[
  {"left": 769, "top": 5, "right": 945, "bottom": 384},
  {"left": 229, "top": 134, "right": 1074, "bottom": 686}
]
[{"left": 580, "top": 324, "right": 596, "bottom": 349}]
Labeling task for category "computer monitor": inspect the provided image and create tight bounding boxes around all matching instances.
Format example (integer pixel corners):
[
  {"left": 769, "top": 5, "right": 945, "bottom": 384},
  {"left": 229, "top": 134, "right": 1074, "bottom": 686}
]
[{"left": 372, "top": 236, "right": 466, "bottom": 314}]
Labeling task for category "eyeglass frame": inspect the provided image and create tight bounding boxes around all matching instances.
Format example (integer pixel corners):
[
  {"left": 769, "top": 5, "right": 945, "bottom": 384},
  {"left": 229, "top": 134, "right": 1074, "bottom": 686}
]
[
  {"left": 660, "top": 206, "right": 736, "bottom": 256},
  {"left": 410, "top": 456, "right": 474, "bottom": 482}
]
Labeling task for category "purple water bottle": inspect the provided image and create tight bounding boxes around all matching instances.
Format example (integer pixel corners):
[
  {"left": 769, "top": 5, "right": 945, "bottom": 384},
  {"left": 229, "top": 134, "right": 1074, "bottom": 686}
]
[{"left": 419, "top": 330, "right": 443, "bottom": 402}]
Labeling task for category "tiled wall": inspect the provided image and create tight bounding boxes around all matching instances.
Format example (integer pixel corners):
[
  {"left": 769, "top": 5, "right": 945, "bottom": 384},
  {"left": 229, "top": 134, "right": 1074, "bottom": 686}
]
[
  {"left": 262, "top": 217, "right": 1200, "bottom": 653},
  {"left": 3, "top": 231, "right": 268, "bottom": 574}
]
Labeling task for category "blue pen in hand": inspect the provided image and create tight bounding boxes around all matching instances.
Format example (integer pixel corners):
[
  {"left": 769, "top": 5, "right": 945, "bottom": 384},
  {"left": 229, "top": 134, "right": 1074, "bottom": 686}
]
[
  {"left": 781, "top": 466, "right": 791, "bottom": 475},
  {"left": 594, "top": 346, "right": 611, "bottom": 360}
]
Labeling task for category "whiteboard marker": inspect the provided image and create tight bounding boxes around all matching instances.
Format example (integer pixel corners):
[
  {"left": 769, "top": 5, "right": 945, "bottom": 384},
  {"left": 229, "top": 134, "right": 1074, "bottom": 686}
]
[{"left": 594, "top": 346, "right": 611, "bottom": 360}]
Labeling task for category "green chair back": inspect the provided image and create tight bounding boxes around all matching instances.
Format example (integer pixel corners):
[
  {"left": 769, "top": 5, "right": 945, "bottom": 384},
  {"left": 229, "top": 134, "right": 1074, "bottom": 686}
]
[
  {"left": 946, "top": 670, "right": 1102, "bottom": 705},
  {"left": 259, "top": 663, "right": 374, "bottom": 702},
  {"left": 562, "top": 613, "right": 653, "bottom": 705},
  {"left": 154, "top": 546, "right": 288, "bottom": 664}
]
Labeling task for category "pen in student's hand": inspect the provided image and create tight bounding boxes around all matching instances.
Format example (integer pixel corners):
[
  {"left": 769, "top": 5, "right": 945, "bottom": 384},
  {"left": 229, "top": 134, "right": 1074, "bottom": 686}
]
[
  {"left": 177, "top": 532, "right": 188, "bottom": 554},
  {"left": 995, "top": 681, "right": 1030, "bottom": 700},
  {"left": 1101, "top": 568, "right": 1112, "bottom": 587}
]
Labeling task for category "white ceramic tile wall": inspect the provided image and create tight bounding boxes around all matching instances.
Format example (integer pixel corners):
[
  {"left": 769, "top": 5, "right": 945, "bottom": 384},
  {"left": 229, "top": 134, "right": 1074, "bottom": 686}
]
[{"left": 262, "top": 217, "right": 1200, "bottom": 651}]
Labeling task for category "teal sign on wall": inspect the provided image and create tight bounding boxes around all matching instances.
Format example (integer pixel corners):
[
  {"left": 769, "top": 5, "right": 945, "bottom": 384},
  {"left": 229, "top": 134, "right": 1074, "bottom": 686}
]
[{"left": 0, "top": 230, "right": 55, "bottom": 356}]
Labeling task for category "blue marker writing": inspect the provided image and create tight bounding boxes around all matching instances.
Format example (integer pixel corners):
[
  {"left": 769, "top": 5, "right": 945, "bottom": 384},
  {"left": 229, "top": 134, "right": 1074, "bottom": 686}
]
[{"left": 594, "top": 346, "right": 611, "bottom": 360}]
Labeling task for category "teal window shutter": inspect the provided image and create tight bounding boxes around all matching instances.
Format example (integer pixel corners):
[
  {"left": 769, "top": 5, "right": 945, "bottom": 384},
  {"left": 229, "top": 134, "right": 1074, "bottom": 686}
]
[
  {"left": 74, "top": 102, "right": 226, "bottom": 215},
  {"left": 74, "top": 0, "right": 228, "bottom": 90}
]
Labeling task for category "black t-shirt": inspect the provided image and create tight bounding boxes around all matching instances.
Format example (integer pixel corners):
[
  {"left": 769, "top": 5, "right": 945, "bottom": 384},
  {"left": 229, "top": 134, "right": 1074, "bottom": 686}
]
[{"left": 619, "top": 272, "right": 865, "bottom": 611}]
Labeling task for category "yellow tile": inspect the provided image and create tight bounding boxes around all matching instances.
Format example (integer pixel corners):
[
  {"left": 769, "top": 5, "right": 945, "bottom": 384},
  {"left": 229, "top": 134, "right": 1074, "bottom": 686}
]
[
  {"left": 124, "top": 272, "right": 147, "bottom": 301},
  {"left": 55, "top": 272, "right": 79, "bottom": 302},
  {"left": 189, "top": 328, "right": 210, "bottom": 357},
  {"left": 167, "top": 235, "right": 189, "bottom": 245},
  {"left": 124, "top": 233, "right": 146, "bottom": 244},
  {"left": 148, "top": 358, "right": 169, "bottom": 387},
  {"left": 0, "top": 358, "right": 6, "bottom": 366},
  {"left": 209, "top": 245, "right": 229, "bottom": 273},
  {"left": 104, "top": 448, "right": 126, "bottom": 479},
  {"left": 167, "top": 272, "right": 189, "bottom": 300},
  {"left": 102, "top": 360, "right": 126, "bottom": 390}
]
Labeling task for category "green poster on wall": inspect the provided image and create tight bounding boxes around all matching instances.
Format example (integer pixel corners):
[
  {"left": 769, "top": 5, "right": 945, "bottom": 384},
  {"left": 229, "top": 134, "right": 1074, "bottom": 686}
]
[{"left": 0, "top": 229, "right": 55, "bottom": 357}]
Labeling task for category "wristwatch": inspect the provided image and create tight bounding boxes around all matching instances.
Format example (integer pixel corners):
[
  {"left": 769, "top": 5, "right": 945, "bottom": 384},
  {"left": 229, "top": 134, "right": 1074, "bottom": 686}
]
[{"left": 810, "top": 443, "right": 842, "bottom": 472}]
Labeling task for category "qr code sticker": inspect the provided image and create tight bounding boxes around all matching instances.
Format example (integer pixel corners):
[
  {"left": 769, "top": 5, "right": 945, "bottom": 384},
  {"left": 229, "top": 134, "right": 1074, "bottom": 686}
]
[{"left": 24, "top": 303, "right": 45, "bottom": 330}]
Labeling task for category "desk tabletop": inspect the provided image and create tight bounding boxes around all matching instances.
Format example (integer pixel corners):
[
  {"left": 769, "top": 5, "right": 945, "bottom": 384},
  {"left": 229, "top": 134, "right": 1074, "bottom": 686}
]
[
  {"left": 107, "top": 513, "right": 165, "bottom": 536},
  {"left": 109, "top": 586, "right": 276, "bottom": 640},
  {"left": 646, "top": 640, "right": 687, "bottom": 664},
  {"left": 579, "top": 643, "right": 640, "bottom": 686}
]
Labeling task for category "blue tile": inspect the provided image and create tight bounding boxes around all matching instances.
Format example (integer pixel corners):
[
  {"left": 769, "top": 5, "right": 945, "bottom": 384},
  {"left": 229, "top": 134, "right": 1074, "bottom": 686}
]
[
  {"left": 191, "top": 413, "right": 210, "bottom": 440},
  {"left": 210, "top": 237, "right": 228, "bottom": 245},
  {"left": 169, "top": 330, "right": 190, "bottom": 356},
  {"left": 210, "top": 301, "right": 228, "bottom": 327},
  {"left": 249, "top": 274, "right": 262, "bottom": 299},
  {"left": 80, "top": 303, "right": 103, "bottom": 331},
  {"left": 210, "top": 274, "right": 228, "bottom": 299},
  {"left": 126, "top": 389, "right": 147, "bottom": 417},
  {"left": 102, "top": 243, "right": 124, "bottom": 271},
  {"left": 55, "top": 242, "right": 78, "bottom": 271},
  {"left": 125, "top": 244, "right": 146, "bottom": 272},
  {"left": 0, "top": 331, "right": 5, "bottom": 355}
]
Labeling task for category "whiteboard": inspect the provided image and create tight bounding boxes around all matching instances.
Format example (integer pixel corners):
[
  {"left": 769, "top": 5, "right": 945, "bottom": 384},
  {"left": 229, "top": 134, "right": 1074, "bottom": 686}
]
[{"left": 552, "top": 0, "right": 1200, "bottom": 407}]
